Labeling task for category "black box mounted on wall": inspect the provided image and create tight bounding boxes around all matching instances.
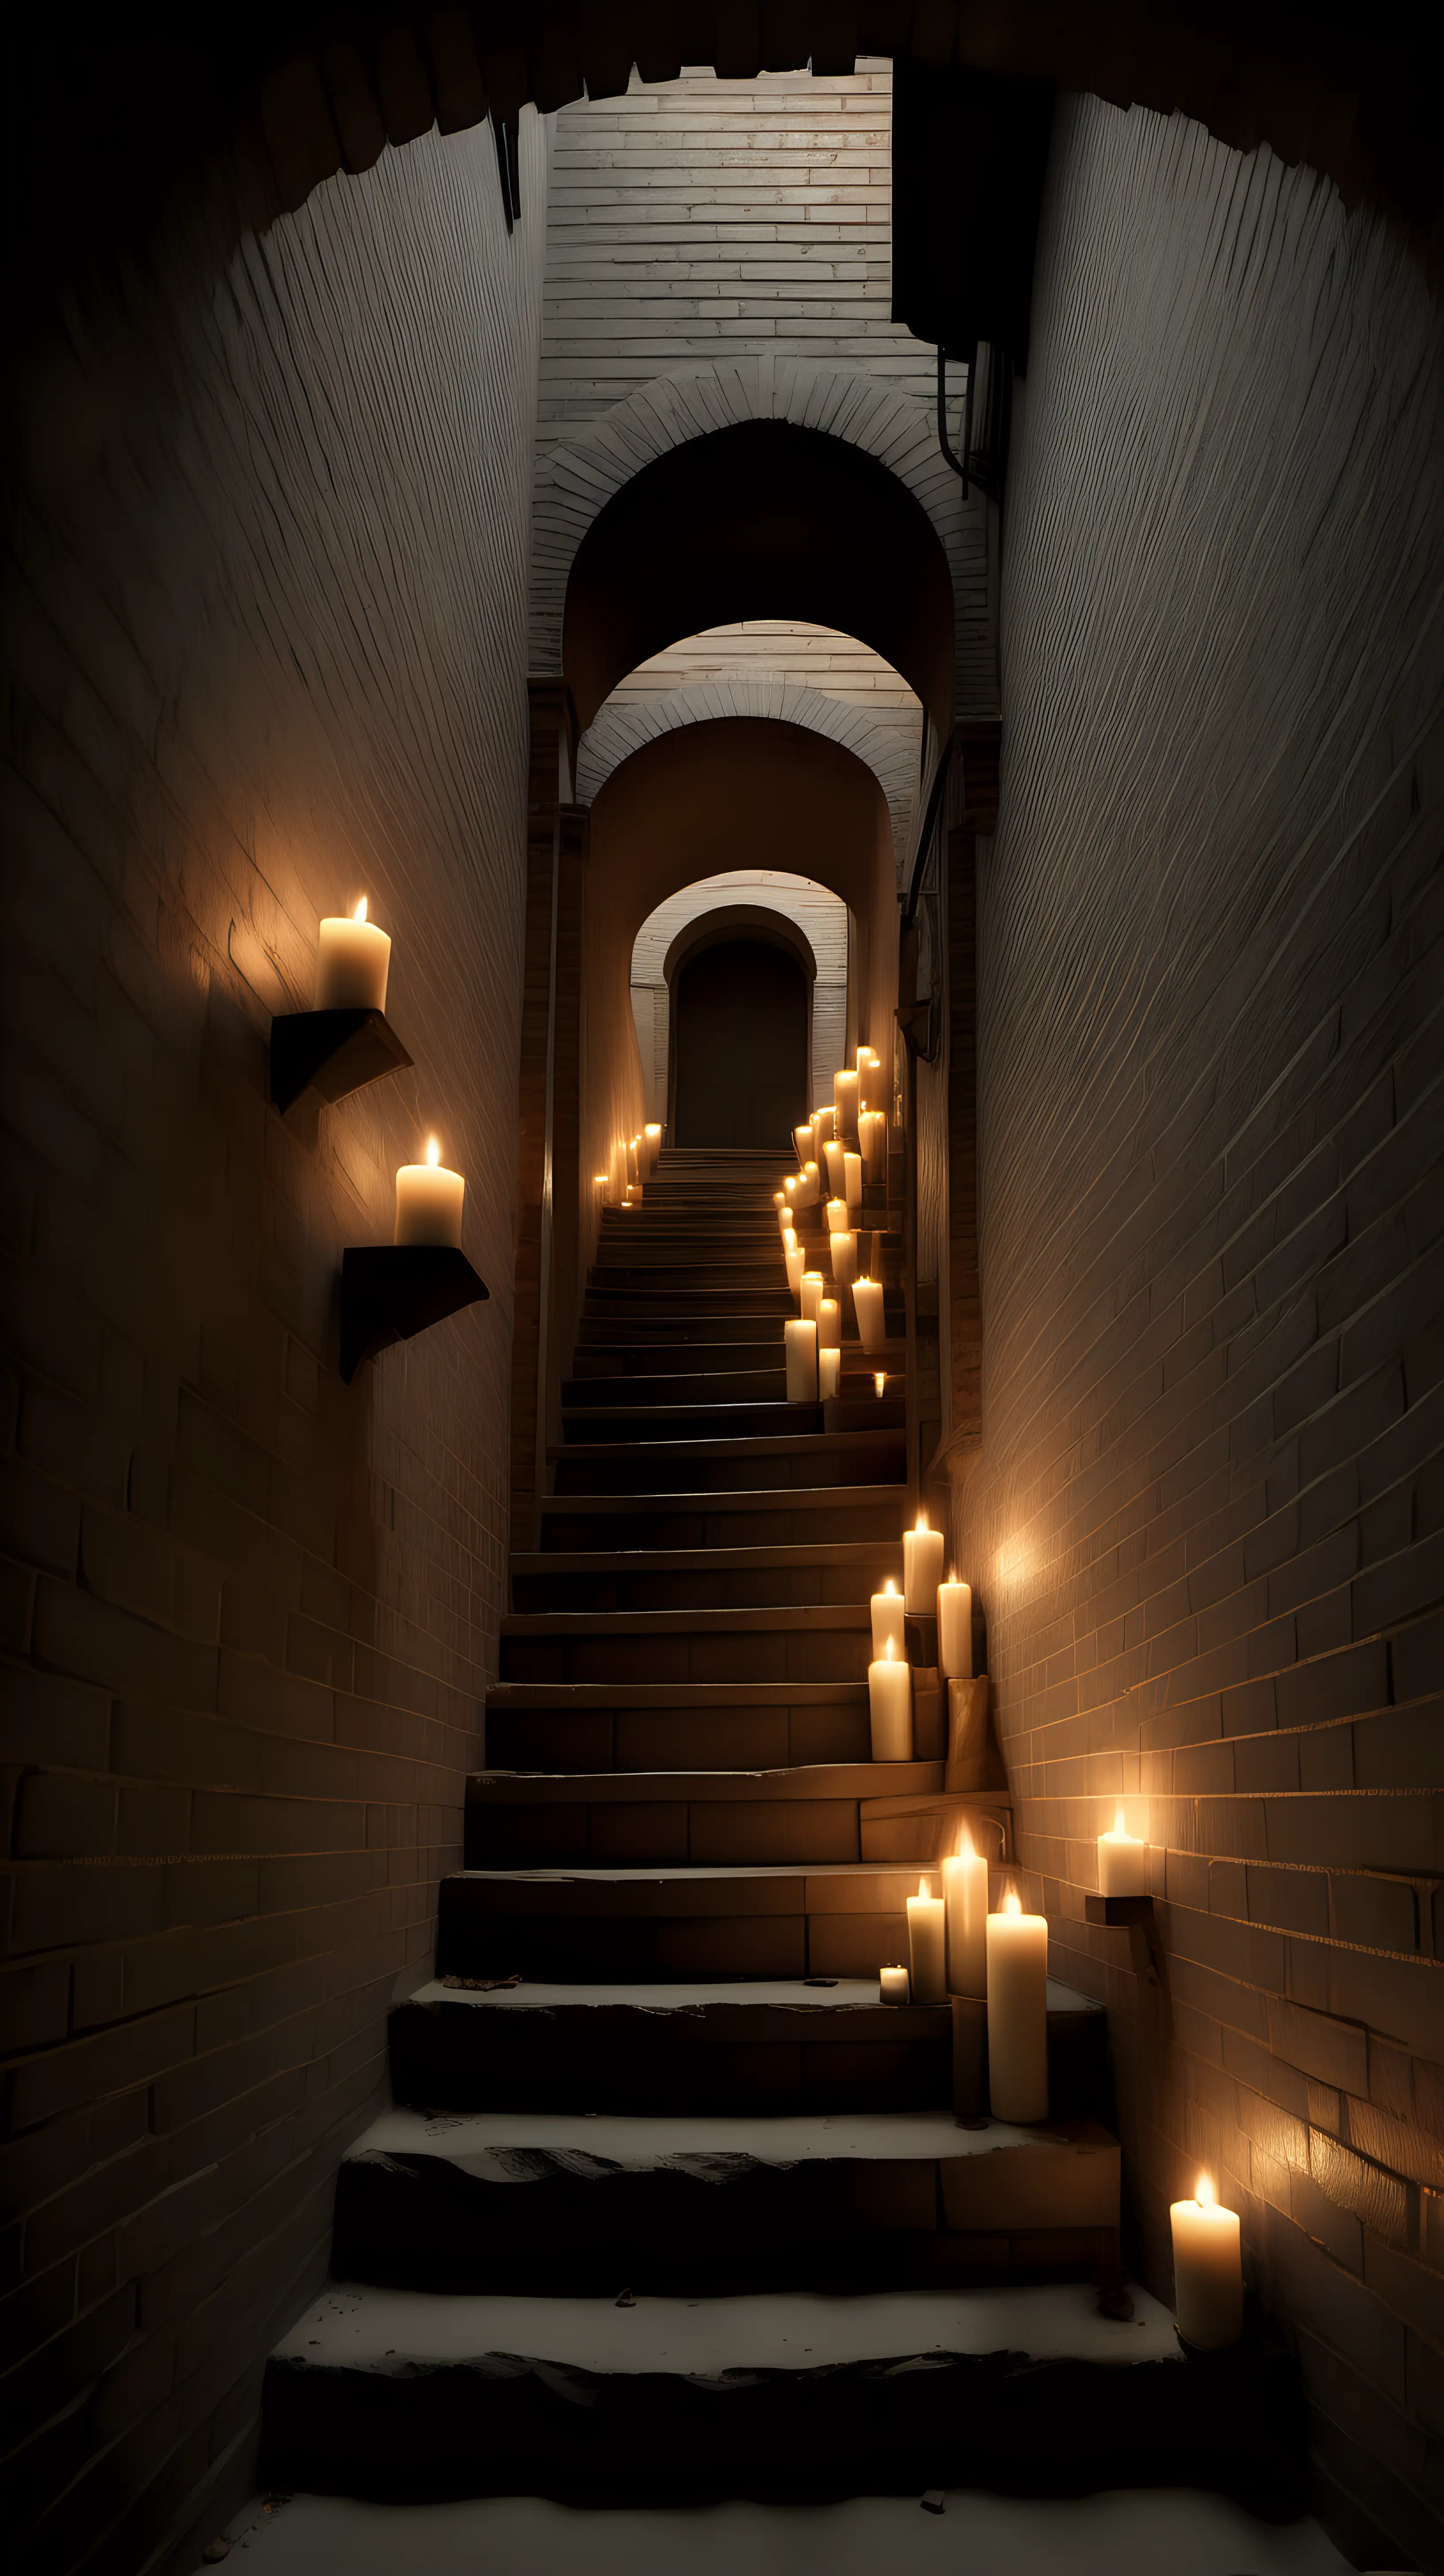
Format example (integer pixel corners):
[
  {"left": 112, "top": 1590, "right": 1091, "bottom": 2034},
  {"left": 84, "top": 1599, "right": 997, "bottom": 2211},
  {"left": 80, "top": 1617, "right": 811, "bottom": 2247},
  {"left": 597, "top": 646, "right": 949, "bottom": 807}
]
[{"left": 891, "top": 62, "right": 1056, "bottom": 376}]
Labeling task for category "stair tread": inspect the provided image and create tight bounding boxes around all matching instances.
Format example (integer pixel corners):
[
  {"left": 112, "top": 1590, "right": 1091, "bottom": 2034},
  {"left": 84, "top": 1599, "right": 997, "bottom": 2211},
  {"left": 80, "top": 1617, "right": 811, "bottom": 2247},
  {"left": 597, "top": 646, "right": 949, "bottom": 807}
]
[
  {"left": 541, "top": 1481, "right": 906, "bottom": 1508},
  {"left": 512, "top": 1541, "right": 902, "bottom": 1573},
  {"left": 547, "top": 1433, "right": 903, "bottom": 1462},
  {"left": 502, "top": 1604, "right": 874, "bottom": 1636},
  {"left": 470, "top": 1762, "right": 942, "bottom": 1799},
  {"left": 406, "top": 1974, "right": 1101, "bottom": 2016},
  {"left": 488, "top": 1679, "right": 870, "bottom": 1705},
  {"left": 274, "top": 2278, "right": 1175, "bottom": 2373},
  {"left": 347, "top": 2104, "right": 1119, "bottom": 2170}
]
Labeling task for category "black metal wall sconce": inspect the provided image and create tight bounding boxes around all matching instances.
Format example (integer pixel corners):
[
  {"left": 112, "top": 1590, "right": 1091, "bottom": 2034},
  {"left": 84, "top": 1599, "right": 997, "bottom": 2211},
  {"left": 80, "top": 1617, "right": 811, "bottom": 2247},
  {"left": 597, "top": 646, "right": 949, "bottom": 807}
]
[
  {"left": 338, "top": 1245, "right": 489, "bottom": 1383},
  {"left": 269, "top": 1006, "right": 413, "bottom": 1116}
]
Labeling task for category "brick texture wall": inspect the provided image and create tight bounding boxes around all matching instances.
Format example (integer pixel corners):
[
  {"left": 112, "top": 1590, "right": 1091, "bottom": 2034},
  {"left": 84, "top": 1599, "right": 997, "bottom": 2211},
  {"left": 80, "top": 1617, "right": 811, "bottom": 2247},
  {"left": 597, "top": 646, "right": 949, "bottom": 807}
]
[
  {"left": 950, "top": 95, "right": 1444, "bottom": 2566},
  {"left": 1, "top": 120, "right": 546, "bottom": 2574},
  {"left": 629, "top": 867, "right": 850, "bottom": 1121}
]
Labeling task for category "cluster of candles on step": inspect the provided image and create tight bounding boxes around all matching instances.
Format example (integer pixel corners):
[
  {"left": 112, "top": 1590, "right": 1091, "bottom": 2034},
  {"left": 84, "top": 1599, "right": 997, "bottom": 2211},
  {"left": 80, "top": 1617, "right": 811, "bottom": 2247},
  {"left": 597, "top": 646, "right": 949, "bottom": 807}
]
[
  {"left": 594, "top": 1125, "right": 662, "bottom": 1212},
  {"left": 777, "top": 1050, "right": 889, "bottom": 1401},
  {"left": 316, "top": 897, "right": 470, "bottom": 1247}
]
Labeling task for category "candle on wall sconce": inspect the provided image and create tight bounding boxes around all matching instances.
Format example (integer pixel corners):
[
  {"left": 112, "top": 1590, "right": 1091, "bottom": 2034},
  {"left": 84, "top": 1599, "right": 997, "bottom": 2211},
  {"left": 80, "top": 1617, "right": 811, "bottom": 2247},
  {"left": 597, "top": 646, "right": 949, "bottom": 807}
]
[
  {"left": 903, "top": 1511, "right": 945, "bottom": 1614},
  {"left": 395, "top": 1135, "right": 465, "bottom": 1247},
  {"left": 784, "top": 1316, "right": 818, "bottom": 1403},
  {"left": 870, "top": 1578, "right": 906, "bottom": 1660},
  {"left": 906, "top": 1876, "right": 947, "bottom": 2003},
  {"left": 1098, "top": 1803, "right": 1148, "bottom": 1896},
  {"left": 1171, "top": 2175, "right": 1243, "bottom": 2348},
  {"left": 937, "top": 1572, "right": 972, "bottom": 1679},
  {"left": 818, "top": 1345, "right": 841, "bottom": 1400},
  {"left": 868, "top": 1635, "right": 911, "bottom": 1760},
  {"left": 316, "top": 895, "right": 392, "bottom": 1011},
  {"left": 853, "top": 1276, "right": 885, "bottom": 1353}
]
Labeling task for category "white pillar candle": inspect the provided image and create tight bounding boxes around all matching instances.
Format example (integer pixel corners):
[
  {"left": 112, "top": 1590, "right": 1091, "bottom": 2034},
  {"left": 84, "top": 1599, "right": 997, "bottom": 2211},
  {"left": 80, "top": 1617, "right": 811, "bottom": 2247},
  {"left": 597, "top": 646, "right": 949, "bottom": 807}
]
[
  {"left": 906, "top": 1876, "right": 947, "bottom": 2004},
  {"left": 844, "top": 1150, "right": 863, "bottom": 1210},
  {"left": 784, "top": 1317, "right": 818, "bottom": 1402},
  {"left": 937, "top": 1574, "right": 972, "bottom": 1679},
  {"left": 824, "top": 1138, "right": 846, "bottom": 1197},
  {"left": 942, "top": 1829, "right": 989, "bottom": 1996},
  {"left": 833, "top": 1067, "right": 859, "bottom": 1136},
  {"left": 779, "top": 1204, "right": 795, "bottom": 1237},
  {"left": 818, "top": 1344, "right": 841, "bottom": 1400},
  {"left": 818, "top": 1296, "right": 841, "bottom": 1353},
  {"left": 870, "top": 1579, "right": 906, "bottom": 1660},
  {"left": 796, "top": 1162, "right": 820, "bottom": 1206},
  {"left": 853, "top": 1276, "right": 885, "bottom": 1353},
  {"left": 785, "top": 1242, "right": 804, "bottom": 1300},
  {"left": 830, "top": 1230, "right": 857, "bottom": 1286},
  {"left": 868, "top": 1637, "right": 911, "bottom": 1760},
  {"left": 794, "top": 1124, "right": 812, "bottom": 1164},
  {"left": 395, "top": 1136, "right": 465, "bottom": 1246},
  {"left": 860, "top": 1110, "right": 887, "bottom": 1178},
  {"left": 800, "top": 1271, "right": 824, "bottom": 1324},
  {"left": 593, "top": 1171, "right": 610, "bottom": 1205},
  {"left": 879, "top": 1965, "right": 910, "bottom": 2006},
  {"left": 824, "top": 1196, "right": 848, "bottom": 1232},
  {"left": 987, "top": 1890, "right": 1049, "bottom": 2122},
  {"left": 1098, "top": 1804, "right": 1149, "bottom": 1897},
  {"left": 1171, "top": 2176, "right": 1243, "bottom": 2348},
  {"left": 644, "top": 1124, "right": 661, "bottom": 1169},
  {"left": 903, "top": 1513, "right": 946, "bottom": 1614},
  {"left": 315, "top": 896, "right": 391, "bottom": 1011},
  {"left": 874, "top": 1371, "right": 887, "bottom": 1397},
  {"left": 810, "top": 1106, "right": 834, "bottom": 1157}
]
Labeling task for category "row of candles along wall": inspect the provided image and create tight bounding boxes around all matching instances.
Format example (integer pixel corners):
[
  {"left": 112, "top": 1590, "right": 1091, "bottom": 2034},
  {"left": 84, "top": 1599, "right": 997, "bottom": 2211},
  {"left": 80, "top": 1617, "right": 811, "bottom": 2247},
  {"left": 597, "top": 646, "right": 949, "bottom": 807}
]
[
  {"left": 317, "top": 900, "right": 471, "bottom": 1246},
  {"left": 594, "top": 1123, "right": 663, "bottom": 1207},
  {"left": 776, "top": 1050, "right": 889, "bottom": 1394}
]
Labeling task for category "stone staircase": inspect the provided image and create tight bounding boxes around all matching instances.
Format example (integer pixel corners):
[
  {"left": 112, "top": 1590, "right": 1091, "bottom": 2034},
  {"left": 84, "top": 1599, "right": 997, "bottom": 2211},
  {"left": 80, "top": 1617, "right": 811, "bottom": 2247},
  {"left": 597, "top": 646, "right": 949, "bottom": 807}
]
[{"left": 260, "top": 1146, "right": 1303, "bottom": 2514}]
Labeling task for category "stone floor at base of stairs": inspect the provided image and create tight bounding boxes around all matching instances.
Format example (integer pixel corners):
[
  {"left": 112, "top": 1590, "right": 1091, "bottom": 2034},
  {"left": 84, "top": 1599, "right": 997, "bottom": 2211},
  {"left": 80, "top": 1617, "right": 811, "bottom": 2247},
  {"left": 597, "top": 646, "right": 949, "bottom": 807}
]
[{"left": 199, "top": 2484, "right": 1364, "bottom": 2574}]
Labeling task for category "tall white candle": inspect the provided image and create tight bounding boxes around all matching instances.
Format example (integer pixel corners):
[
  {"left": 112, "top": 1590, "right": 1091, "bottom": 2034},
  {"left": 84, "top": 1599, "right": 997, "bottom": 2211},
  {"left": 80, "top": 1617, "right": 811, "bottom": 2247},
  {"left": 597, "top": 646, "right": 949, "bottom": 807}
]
[
  {"left": 784, "top": 1317, "right": 818, "bottom": 1402},
  {"left": 794, "top": 1124, "right": 812, "bottom": 1164},
  {"left": 874, "top": 1371, "right": 887, "bottom": 1397},
  {"left": 785, "top": 1241, "right": 804, "bottom": 1300},
  {"left": 879, "top": 1965, "right": 910, "bottom": 2005},
  {"left": 315, "top": 896, "right": 391, "bottom": 1011},
  {"left": 906, "top": 1876, "right": 947, "bottom": 2004},
  {"left": 870, "top": 1579, "right": 906, "bottom": 1660},
  {"left": 830, "top": 1230, "right": 858, "bottom": 1286},
  {"left": 868, "top": 1637, "right": 911, "bottom": 1760},
  {"left": 395, "top": 1136, "right": 465, "bottom": 1247},
  {"left": 844, "top": 1150, "right": 863, "bottom": 1210},
  {"left": 818, "top": 1296, "right": 841, "bottom": 1353},
  {"left": 1171, "top": 2177, "right": 1243, "bottom": 2348},
  {"left": 937, "top": 1574, "right": 972, "bottom": 1678},
  {"left": 853, "top": 1276, "right": 885, "bottom": 1353},
  {"left": 824, "top": 1138, "right": 846, "bottom": 1197},
  {"left": 858, "top": 1109, "right": 885, "bottom": 1177},
  {"left": 903, "top": 1513, "right": 945, "bottom": 1614},
  {"left": 627, "top": 1137, "right": 641, "bottom": 1182},
  {"left": 833, "top": 1067, "right": 860, "bottom": 1136},
  {"left": 801, "top": 1272, "right": 824, "bottom": 1324},
  {"left": 644, "top": 1123, "right": 661, "bottom": 1169},
  {"left": 1098, "top": 1804, "right": 1149, "bottom": 1896},
  {"left": 824, "top": 1197, "right": 849, "bottom": 1232},
  {"left": 987, "top": 1890, "right": 1048, "bottom": 2122},
  {"left": 942, "top": 1828, "right": 989, "bottom": 1996},
  {"left": 818, "top": 1344, "right": 841, "bottom": 1400},
  {"left": 796, "top": 1162, "right": 820, "bottom": 1206}
]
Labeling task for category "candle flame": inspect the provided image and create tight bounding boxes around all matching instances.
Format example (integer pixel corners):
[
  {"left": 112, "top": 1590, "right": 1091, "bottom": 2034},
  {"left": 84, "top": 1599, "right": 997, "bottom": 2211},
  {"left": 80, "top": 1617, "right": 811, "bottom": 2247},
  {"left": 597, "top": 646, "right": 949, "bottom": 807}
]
[
  {"left": 954, "top": 1820, "right": 975, "bottom": 1860},
  {"left": 875, "top": 1372, "right": 887, "bottom": 1395},
  {"left": 1115, "top": 1803, "right": 1127, "bottom": 1835},
  {"left": 425, "top": 1136, "right": 440, "bottom": 1167},
  {"left": 1002, "top": 1889, "right": 1021, "bottom": 1917},
  {"left": 646, "top": 1125, "right": 660, "bottom": 1138},
  {"left": 915, "top": 1511, "right": 929, "bottom": 1533},
  {"left": 883, "top": 1578, "right": 895, "bottom": 1597},
  {"left": 1197, "top": 2174, "right": 1216, "bottom": 2207},
  {"left": 918, "top": 1876, "right": 932, "bottom": 1900},
  {"left": 594, "top": 1173, "right": 607, "bottom": 1184},
  {"left": 352, "top": 895, "right": 368, "bottom": 923}
]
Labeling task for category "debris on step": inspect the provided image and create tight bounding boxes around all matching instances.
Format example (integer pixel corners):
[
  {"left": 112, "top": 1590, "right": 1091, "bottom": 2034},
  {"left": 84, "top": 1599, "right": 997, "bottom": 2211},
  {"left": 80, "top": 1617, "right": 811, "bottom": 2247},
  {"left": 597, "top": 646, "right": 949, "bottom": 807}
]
[
  {"left": 615, "top": 2287, "right": 636, "bottom": 2307},
  {"left": 920, "top": 2490, "right": 946, "bottom": 2514},
  {"left": 443, "top": 1973, "right": 522, "bottom": 1990}
]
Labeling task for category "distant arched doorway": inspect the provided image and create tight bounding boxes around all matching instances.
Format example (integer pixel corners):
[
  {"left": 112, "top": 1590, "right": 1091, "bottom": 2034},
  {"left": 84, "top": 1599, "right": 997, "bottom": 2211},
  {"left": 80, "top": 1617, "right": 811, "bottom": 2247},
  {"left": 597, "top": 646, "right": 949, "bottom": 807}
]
[{"left": 671, "top": 937, "right": 808, "bottom": 1148}]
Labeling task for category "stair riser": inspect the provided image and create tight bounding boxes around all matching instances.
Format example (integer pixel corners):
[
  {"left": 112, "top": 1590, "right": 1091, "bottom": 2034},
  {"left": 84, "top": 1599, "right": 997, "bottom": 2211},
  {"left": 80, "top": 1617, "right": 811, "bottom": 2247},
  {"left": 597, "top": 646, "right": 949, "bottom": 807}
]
[
  {"left": 484, "top": 1705, "right": 872, "bottom": 1770},
  {"left": 439, "top": 1904, "right": 939, "bottom": 1984},
  {"left": 497, "top": 1633, "right": 871, "bottom": 1687},
  {"left": 561, "top": 1406, "right": 808, "bottom": 1445},
  {"left": 261, "top": 2349, "right": 1306, "bottom": 2513},
  {"left": 570, "top": 1346, "right": 783, "bottom": 1376},
  {"left": 511, "top": 1562, "right": 899, "bottom": 1611},
  {"left": 331, "top": 2157, "right": 1118, "bottom": 2296},
  {"left": 577, "top": 1317, "right": 783, "bottom": 1345},
  {"left": 543, "top": 1468, "right": 906, "bottom": 1519},
  {"left": 466, "top": 1796, "right": 868, "bottom": 1865},
  {"left": 565, "top": 1373, "right": 785, "bottom": 1406}
]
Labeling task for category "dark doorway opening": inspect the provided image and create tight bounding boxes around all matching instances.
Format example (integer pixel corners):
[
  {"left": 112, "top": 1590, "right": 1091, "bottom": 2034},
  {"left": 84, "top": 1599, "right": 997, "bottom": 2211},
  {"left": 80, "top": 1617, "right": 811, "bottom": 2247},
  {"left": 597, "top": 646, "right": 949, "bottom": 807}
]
[{"left": 672, "top": 938, "right": 809, "bottom": 1147}]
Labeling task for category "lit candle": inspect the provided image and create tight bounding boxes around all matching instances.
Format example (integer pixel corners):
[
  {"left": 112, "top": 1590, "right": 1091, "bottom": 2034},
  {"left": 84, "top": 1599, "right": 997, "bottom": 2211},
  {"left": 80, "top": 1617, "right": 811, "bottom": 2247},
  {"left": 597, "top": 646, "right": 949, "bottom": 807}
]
[
  {"left": 825, "top": 1196, "right": 849, "bottom": 1232},
  {"left": 644, "top": 1123, "right": 661, "bottom": 1169},
  {"left": 853, "top": 1276, "right": 885, "bottom": 1353},
  {"left": 844, "top": 1150, "right": 863, "bottom": 1210},
  {"left": 857, "top": 1110, "right": 883, "bottom": 1178},
  {"left": 906, "top": 1876, "right": 947, "bottom": 2004},
  {"left": 879, "top": 1965, "right": 910, "bottom": 2005},
  {"left": 810, "top": 1106, "right": 834, "bottom": 1155},
  {"left": 941, "top": 1825, "right": 989, "bottom": 1995},
  {"left": 395, "top": 1135, "right": 465, "bottom": 1247},
  {"left": 627, "top": 1137, "right": 640, "bottom": 1182},
  {"left": 796, "top": 1162, "right": 820, "bottom": 1206},
  {"left": 315, "top": 895, "right": 391, "bottom": 1012},
  {"left": 986, "top": 1889, "right": 1048, "bottom": 2122},
  {"left": 818, "top": 1345, "right": 841, "bottom": 1399},
  {"left": 834, "top": 1067, "right": 859, "bottom": 1136},
  {"left": 830, "top": 1230, "right": 857, "bottom": 1286},
  {"left": 874, "top": 1371, "right": 887, "bottom": 1397},
  {"left": 824, "top": 1138, "right": 846, "bottom": 1197},
  {"left": 937, "top": 1572, "right": 972, "bottom": 1679},
  {"left": 1171, "top": 2175, "right": 1243, "bottom": 2348},
  {"left": 593, "top": 1171, "right": 610, "bottom": 1204},
  {"left": 794, "top": 1123, "right": 812, "bottom": 1164},
  {"left": 784, "top": 1317, "right": 818, "bottom": 1403},
  {"left": 778, "top": 1202, "right": 794, "bottom": 1235},
  {"left": 870, "top": 1578, "right": 906, "bottom": 1660},
  {"left": 868, "top": 1636, "right": 911, "bottom": 1760},
  {"left": 800, "top": 1271, "right": 824, "bottom": 1324},
  {"left": 1098, "top": 1804, "right": 1148, "bottom": 1897},
  {"left": 818, "top": 1295, "right": 841, "bottom": 1353},
  {"left": 903, "top": 1512, "right": 945, "bottom": 1614},
  {"left": 784, "top": 1238, "right": 804, "bottom": 1300}
]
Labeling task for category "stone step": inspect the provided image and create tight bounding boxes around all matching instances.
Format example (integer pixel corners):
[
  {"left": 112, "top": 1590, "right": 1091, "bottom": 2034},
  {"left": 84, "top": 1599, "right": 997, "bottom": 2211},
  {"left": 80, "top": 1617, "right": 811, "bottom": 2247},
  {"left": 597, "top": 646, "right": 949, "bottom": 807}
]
[
  {"left": 564, "top": 1370, "right": 788, "bottom": 1410},
  {"left": 540, "top": 1481, "right": 907, "bottom": 1544},
  {"left": 553, "top": 1422, "right": 907, "bottom": 1486},
  {"left": 388, "top": 1974, "right": 1109, "bottom": 2119},
  {"left": 577, "top": 1312, "right": 785, "bottom": 1344},
  {"left": 261, "top": 2278, "right": 1305, "bottom": 2511},
  {"left": 440, "top": 1861, "right": 996, "bottom": 1982},
  {"left": 466, "top": 1756, "right": 949, "bottom": 1862},
  {"left": 583, "top": 1284, "right": 791, "bottom": 1311},
  {"left": 330, "top": 2103, "right": 1122, "bottom": 2295},
  {"left": 570, "top": 1341, "right": 788, "bottom": 1376},
  {"left": 484, "top": 1683, "right": 873, "bottom": 1773},
  {"left": 511, "top": 1537, "right": 904, "bottom": 1612},
  {"left": 498, "top": 1603, "right": 876, "bottom": 1688}
]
